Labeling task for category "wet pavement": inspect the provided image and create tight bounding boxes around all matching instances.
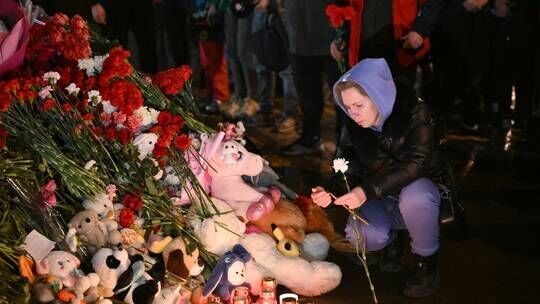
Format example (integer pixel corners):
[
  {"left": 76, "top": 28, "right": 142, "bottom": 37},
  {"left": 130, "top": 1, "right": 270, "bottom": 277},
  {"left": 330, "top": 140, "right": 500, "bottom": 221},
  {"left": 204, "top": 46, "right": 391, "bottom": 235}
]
[{"left": 203, "top": 96, "right": 540, "bottom": 304}]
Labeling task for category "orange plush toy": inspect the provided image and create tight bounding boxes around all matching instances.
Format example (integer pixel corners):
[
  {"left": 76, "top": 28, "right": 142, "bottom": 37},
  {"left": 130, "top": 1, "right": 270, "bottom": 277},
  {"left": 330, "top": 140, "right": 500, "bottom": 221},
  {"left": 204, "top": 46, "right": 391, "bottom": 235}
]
[
  {"left": 250, "top": 190, "right": 336, "bottom": 244},
  {"left": 293, "top": 195, "right": 336, "bottom": 242}
]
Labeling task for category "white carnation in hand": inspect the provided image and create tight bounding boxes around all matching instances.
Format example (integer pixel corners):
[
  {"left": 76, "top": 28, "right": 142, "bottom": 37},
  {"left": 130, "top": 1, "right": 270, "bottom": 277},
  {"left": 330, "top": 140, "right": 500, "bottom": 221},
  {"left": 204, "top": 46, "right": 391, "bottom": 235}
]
[{"left": 332, "top": 158, "right": 349, "bottom": 174}]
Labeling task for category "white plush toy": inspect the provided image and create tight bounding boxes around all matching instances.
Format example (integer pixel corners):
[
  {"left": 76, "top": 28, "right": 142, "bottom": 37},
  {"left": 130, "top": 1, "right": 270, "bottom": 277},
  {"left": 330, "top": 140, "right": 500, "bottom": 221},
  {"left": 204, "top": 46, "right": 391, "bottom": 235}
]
[
  {"left": 132, "top": 133, "right": 163, "bottom": 180},
  {"left": 83, "top": 192, "right": 118, "bottom": 232},
  {"left": 35, "top": 250, "right": 101, "bottom": 303},
  {"left": 189, "top": 197, "right": 246, "bottom": 256},
  {"left": 91, "top": 247, "right": 130, "bottom": 295},
  {"left": 133, "top": 133, "right": 159, "bottom": 160},
  {"left": 239, "top": 233, "right": 342, "bottom": 297}
]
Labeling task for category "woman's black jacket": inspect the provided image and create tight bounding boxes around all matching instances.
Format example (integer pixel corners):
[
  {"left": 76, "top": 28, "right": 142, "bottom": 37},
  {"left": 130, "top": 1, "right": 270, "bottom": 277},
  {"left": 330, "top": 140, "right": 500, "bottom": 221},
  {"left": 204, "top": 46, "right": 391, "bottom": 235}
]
[{"left": 333, "top": 84, "right": 444, "bottom": 201}]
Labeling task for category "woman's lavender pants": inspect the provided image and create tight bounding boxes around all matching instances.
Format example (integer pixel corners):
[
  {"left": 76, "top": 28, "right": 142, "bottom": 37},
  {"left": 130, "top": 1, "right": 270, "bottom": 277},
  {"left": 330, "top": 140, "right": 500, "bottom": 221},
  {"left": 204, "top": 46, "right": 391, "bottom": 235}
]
[{"left": 345, "top": 178, "right": 441, "bottom": 257}]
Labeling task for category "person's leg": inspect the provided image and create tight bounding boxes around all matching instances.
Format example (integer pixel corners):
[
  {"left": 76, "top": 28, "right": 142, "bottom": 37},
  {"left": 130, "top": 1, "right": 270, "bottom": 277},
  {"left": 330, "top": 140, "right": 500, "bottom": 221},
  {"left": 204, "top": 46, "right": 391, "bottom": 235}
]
[
  {"left": 225, "top": 12, "right": 246, "bottom": 99},
  {"left": 199, "top": 40, "right": 230, "bottom": 103},
  {"left": 399, "top": 178, "right": 440, "bottom": 256},
  {"left": 282, "top": 54, "right": 323, "bottom": 154},
  {"left": 236, "top": 13, "right": 257, "bottom": 100},
  {"left": 279, "top": 65, "right": 299, "bottom": 118},
  {"left": 344, "top": 198, "right": 394, "bottom": 252},
  {"left": 275, "top": 65, "right": 299, "bottom": 132},
  {"left": 399, "top": 177, "right": 441, "bottom": 298}
]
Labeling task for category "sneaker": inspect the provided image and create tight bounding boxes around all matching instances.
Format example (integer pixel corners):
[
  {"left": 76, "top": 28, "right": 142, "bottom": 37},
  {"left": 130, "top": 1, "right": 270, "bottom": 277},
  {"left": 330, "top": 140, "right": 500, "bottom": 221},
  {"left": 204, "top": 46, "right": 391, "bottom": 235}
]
[
  {"left": 276, "top": 116, "right": 297, "bottom": 133},
  {"left": 243, "top": 111, "right": 275, "bottom": 127},
  {"left": 220, "top": 97, "right": 242, "bottom": 118},
  {"left": 281, "top": 136, "right": 321, "bottom": 156},
  {"left": 239, "top": 97, "right": 260, "bottom": 118}
]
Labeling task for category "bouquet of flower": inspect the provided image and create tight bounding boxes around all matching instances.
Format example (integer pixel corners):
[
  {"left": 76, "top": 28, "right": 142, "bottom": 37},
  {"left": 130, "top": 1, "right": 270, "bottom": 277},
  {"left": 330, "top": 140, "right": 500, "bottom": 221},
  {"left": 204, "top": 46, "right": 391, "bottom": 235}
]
[
  {"left": 0, "top": 10, "right": 223, "bottom": 303},
  {"left": 325, "top": 4, "right": 355, "bottom": 74}
]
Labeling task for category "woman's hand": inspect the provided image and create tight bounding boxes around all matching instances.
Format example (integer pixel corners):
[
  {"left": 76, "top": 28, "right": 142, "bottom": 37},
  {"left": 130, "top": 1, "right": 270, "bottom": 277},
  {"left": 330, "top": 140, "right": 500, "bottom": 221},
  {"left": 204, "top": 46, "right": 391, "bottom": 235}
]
[
  {"left": 334, "top": 187, "right": 367, "bottom": 210},
  {"left": 330, "top": 40, "right": 345, "bottom": 62},
  {"left": 401, "top": 31, "right": 423, "bottom": 50},
  {"left": 311, "top": 186, "right": 332, "bottom": 208}
]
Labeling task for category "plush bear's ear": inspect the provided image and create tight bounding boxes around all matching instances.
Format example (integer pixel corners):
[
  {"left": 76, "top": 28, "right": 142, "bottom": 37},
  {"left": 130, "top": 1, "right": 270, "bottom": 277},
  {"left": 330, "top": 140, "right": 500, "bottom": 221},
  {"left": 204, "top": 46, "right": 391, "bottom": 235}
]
[
  {"left": 232, "top": 244, "right": 251, "bottom": 263},
  {"left": 203, "top": 132, "right": 225, "bottom": 160},
  {"left": 202, "top": 269, "right": 223, "bottom": 297}
]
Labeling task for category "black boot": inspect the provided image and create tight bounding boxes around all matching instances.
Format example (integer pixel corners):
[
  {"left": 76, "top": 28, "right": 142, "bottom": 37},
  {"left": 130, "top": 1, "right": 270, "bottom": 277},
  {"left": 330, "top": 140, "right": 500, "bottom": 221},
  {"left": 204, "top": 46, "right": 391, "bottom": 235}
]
[
  {"left": 378, "top": 230, "right": 406, "bottom": 272},
  {"left": 403, "top": 252, "right": 439, "bottom": 298}
]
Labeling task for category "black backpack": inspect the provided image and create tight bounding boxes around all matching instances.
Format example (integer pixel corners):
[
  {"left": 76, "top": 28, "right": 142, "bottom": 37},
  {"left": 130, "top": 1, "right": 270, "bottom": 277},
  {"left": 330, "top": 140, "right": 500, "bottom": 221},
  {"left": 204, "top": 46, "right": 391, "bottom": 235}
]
[{"left": 251, "top": 10, "right": 290, "bottom": 72}]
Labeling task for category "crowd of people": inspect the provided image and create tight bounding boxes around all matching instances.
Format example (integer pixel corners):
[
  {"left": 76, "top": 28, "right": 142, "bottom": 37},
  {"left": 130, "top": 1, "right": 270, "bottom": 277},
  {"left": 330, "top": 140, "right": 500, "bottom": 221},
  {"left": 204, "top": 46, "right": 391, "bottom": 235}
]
[
  {"left": 32, "top": 0, "right": 540, "bottom": 299},
  {"left": 35, "top": 0, "right": 539, "bottom": 143}
]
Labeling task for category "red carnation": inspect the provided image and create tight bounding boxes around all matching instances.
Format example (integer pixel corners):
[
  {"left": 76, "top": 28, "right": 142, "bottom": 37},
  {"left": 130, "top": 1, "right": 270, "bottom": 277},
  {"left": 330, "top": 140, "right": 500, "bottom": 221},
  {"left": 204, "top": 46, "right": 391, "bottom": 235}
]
[
  {"left": 325, "top": 5, "right": 355, "bottom": 28},
  {"left": 0, "top": 92, "right": 12, "bottom": 112},
  {"left": 122, "top": 194, "right": 143, "bottom": 212},
  {"left": 99, "top": 47, "right": 133, "bottom": 85},
  {"left": 157, "top": 111, "right": 172, "bottom": 126},
  {"left": 119, "top": 208, "right": 135, "bottom": 228},
  {"left": 51, "top": 13, "right": 69, "bottom": 26},
  {"left": 152, "top": 145, "right": 168, "bottom": 159},
  {"left": 103, "top": 126, "right": 116, "bottom": 141},
  {"left": 70, "top": 15, "right": 89, "bottom": 40},
  {"left": 82, "top": 113, "right": 94, "bottom": 121},
  {"left": 41, "top": 98, "right": 56, "bottom": 111},
  {"left": 61, "top": 103, "right": 73, "bottom": 112},
  {"left": 102, "top": 80, "right": 143, "bottom": 115},
  {"left": 61, "top": 32, "right": 91, "bottom": 61},
  {"left": 174, "top": 134, "right": 191, "bottom": 151},
  {"left": 153, "top": 65, "right": 192, "bottom": 95},
  {"left": 116, "top": 128, "right": 132, "bottom": 145}
]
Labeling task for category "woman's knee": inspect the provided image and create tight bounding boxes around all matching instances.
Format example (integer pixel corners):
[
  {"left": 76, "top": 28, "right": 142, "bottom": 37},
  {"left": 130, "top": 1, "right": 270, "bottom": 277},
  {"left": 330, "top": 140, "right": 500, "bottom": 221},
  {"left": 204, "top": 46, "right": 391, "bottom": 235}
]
[
  {"left": 345, "top": 219, "right": 392, "bottom": 252},
  {"left": 399, "top": 178, "right": 440, "bottom": 213}
]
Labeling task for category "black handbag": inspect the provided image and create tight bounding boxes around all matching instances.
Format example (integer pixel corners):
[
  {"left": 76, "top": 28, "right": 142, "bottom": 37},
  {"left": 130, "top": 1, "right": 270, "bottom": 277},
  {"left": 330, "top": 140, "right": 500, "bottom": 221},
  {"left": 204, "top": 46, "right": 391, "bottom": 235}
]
[{"left": 436, "top": 155, "right": 468, "bottom": 241}]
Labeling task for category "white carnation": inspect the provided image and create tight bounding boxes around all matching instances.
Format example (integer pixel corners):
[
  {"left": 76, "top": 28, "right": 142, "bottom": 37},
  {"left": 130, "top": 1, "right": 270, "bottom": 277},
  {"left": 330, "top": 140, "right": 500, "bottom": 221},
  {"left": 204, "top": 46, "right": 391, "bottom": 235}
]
[
  {"left": 88, "top": 90, "right": 102, "bottom": 105},
  {"left": 78, "top": 58, "right": 96, "bottom": 76},
  {"left": 92, "top": 54, "right": 108, "bottom": 73},
  {"left": 102, "top": 100, "right": 117, "bottom": 114},
  {"left": 64, "top": 83, "right": 80, "bottom": 95},
  {"left": 332, "top": 158, "right": 349, "bottom": 174}
]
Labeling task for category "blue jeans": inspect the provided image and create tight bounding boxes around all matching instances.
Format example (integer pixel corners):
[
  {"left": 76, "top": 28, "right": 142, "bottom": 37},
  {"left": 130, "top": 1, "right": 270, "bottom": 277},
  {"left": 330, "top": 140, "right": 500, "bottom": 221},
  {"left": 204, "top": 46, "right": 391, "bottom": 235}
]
[
  {"left": 252, "top": 10, "right": 298, "bottom": 115},
  {"left": 345, "top": 178, "right": 441, "bottom": 257}
]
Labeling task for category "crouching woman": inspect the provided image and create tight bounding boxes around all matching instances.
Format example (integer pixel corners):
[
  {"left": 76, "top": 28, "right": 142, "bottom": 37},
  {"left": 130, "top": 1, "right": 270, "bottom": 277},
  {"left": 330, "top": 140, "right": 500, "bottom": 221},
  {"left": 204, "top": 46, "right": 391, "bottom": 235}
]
[{"left": 312, "top": 58, "right": 442, "bottom": 298}]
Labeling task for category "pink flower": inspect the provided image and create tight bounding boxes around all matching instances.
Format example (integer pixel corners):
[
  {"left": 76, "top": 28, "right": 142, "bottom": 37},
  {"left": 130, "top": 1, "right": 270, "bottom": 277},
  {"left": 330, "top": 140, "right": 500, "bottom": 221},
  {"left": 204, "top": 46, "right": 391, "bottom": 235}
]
[
  {"left": 40, "top": 180, "right": 57, "bottom": 207},
  {"left": 125, "top": 114, "right": 143, "bottom": 133},
  {"left": 112, "top": 112, "right": 127, "bottom": 126},
  {"left": 100, "top": 112, "right": 112, "bottom": 126},
  {"left": 106, "top": 184, "right": 117, "bottom": 201}
]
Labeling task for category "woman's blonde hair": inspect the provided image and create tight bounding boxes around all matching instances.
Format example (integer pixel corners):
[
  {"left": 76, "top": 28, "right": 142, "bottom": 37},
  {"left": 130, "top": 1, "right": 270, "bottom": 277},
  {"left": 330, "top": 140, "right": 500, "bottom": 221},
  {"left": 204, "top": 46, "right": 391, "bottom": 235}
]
[{"left": 334, "top": 80, "right": 368, "bottom": 98}]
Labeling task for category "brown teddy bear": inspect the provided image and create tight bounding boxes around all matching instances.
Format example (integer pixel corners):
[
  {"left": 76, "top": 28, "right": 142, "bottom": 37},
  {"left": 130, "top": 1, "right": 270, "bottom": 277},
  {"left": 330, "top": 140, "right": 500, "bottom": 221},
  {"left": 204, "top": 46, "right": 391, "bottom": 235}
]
[
  {"left": 68, "top": 209, "right": 122, "bottom": 249},
  {"left": 250, "top": 196, "right": 336, "bottom": 244}
]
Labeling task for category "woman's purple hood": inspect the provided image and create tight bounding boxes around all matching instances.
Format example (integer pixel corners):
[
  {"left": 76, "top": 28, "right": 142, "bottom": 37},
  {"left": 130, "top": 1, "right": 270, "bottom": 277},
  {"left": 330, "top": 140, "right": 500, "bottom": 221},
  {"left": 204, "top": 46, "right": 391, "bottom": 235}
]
[{"left": 333, "top": 58, "right": 396, "bottom": 131}]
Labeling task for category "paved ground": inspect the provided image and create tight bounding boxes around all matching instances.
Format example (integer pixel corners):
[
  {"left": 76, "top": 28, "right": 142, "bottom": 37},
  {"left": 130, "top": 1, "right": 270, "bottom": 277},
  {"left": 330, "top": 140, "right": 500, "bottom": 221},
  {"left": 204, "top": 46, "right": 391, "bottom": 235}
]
[{"left": 204, "top": 95, "right": 540, "bottom": 304}]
